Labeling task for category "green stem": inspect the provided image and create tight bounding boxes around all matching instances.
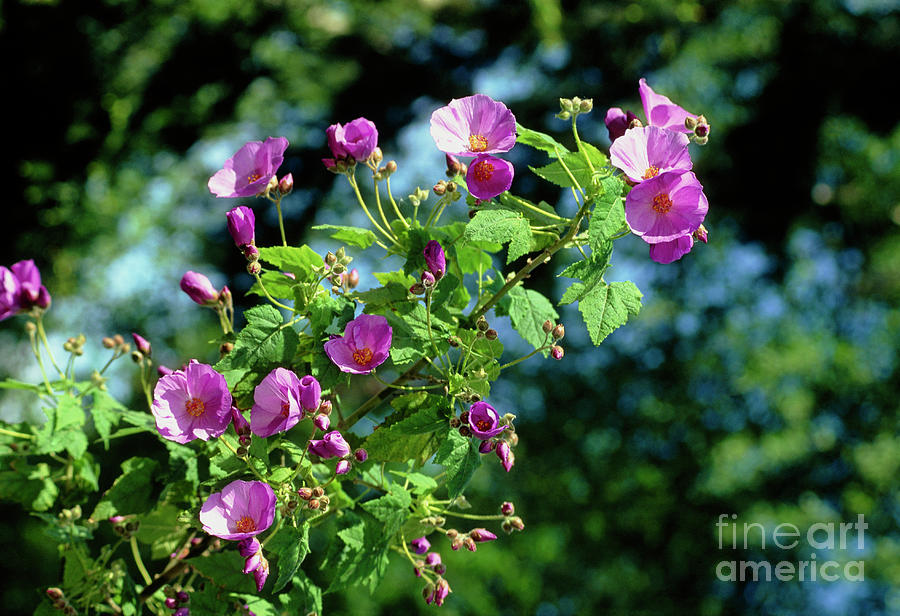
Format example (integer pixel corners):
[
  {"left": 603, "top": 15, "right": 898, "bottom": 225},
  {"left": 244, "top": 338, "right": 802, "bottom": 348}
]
[
  {"left": 371, "top": 372, "right": 443, "bottom": 391},
  {"left": 339, "top": 360, "right": 426, "bottom": 430},
  {"left": 28, "top": 331, "right": 54, "bottom": 395},
  {"left": 261, "top": 516, "right": 283, "bottom": 548},
  {"left": 253, "top": 273, "right": 295, "bottom": 312},
  {"left": 372, "top": 177, "right": 397, "bottom": 240},
  {"left": 499, "top": 344, "right": 551, "bottom": 370},
  {"left": 274, "top": 195, "right": 287, "bottom": 247},
  {"left": 425, "top": 290, "right": 449, "bottom": 373},
  {"left": 572, "top": 116, "right": 596, "bottom": 174},
  {"left": 429, "top": 507, "right": 505, "bottom": 521},
  {"left": 219, "top": 437, "right": 267, "bottom": 482},
  {"left": 36, "top": 316, "right": 65, "bottom": 378},
  {"left": 385, "top": 177, "right": 410, "bottom": 229},
  {"left": 0, "top": 427, "right": 34, "bottom": 439},
  {"left": 130, "top": 536, "right": 153, "bottom": 585},
  {"left": 506, "top": 194, "right": 566, "bottom": 222},
  {"left": 348, "top": 173, "right": 401, "bottom": 247}
]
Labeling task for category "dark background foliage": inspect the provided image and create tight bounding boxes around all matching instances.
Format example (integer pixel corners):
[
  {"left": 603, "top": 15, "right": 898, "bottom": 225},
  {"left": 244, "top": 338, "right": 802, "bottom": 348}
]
[{"left": 2, "top": 0, "right": 898, "bottom": 614}]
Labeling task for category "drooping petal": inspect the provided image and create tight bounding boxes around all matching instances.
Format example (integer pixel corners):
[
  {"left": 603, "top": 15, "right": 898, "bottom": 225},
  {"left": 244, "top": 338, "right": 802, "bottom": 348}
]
[{"left": 649, "top": 234, "right": 695, "bottom": 264}]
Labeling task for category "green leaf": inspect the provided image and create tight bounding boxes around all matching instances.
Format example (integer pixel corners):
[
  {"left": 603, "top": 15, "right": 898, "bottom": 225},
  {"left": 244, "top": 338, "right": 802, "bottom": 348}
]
[
  {"left": 326, "top": 517, "right": 392, "bottom": 593},
  {"left": 190, "top": 551, "right": 256, "bottom": 593},
  {"left": 516, "top": 123, "right": 569, "bottom": 158},
  {"left": 464, "top": 209, "right": 533, "bottom": 264},
  {"left": 34, "top": 393, "right": 87, "bottom": 458},
  {"left": 389, "top": 471, "right": 438, "bottom": 496},
  {"left": 308, "top": 294, "right": 356, "bottom": 337},
  {"left": 278, "top": 570, "right": 322, "bottom": 614},
  {"left": 257, "top": 245, "right": 322, "bottom": 282},
  {"left": 558, "top": 244, "right": 614, "bottom": 306},
  {"left": 268, "top": 523, "right": 310, "bottom": 593},
  {"left": 312, "top": 224, "right": 377, "bottom": 249},
  {"left": 455, "top": 243, "right": 494, "bottom": 275},
  {"left": 507, "top": 286, "right": 559, "bottom": 354},
  {"left": 360, "top": 486, "right": 411, "bottom": 536},
  {"left": 571, "top": 280, "right": 643, "bottom": 345},
  {"left": 434, "top": 429, "right": 482, "bottom": 498},
  {"left": 247, "top": 270, "right": 296, "bottom": 301},
  {"left": 383, "top": 304, "right": 452, "bottom": 367},
  {"left": 91, "top": 457, "right": 159, "bottom": 519},
  {"left": 529, "top": 151, "right": 593, "bottom": 189},
  {"left": 496, "top": 193, "right": 563, "bottom": 225},
  {"left": 589, "top": 176, "right": 626, "bottom": 251},
  {"left": 0, "top": 378, "right": 41, "bottom": 392},
  {"left": 0, "top": 462, "right": 57, "bottom": 511},
  {"left": 578, "top": 140, "right": 609, "bottom": 169},
  {"left": 215, "top": 304, "right": 297, "bottom": 374},
  {"left": 229, "top": 595, "right": 278, "bottom": 616},
  {"left": 364, "top": 424, "right": 444, "bottom": 466},
  {"left": 135, "top": 504, "right": 185, "bottom": 560},
  {"left": 90, "top": 390, "right": 123, "bottom": 450}
]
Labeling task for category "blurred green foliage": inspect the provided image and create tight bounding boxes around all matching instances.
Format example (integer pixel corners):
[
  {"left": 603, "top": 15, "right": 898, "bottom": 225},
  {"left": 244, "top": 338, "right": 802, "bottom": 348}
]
[{"left": 2, "top": 0, "right": 899, "bottom": 614}]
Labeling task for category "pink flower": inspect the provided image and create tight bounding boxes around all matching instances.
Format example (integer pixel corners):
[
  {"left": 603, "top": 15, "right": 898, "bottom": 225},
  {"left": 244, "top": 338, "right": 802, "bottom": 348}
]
[
  {"left": 496, "top": 440, "right": 514, "bottom": 472},
  {"left": 423, "top": 241, "right": 446, "bottom": 280},
  {"left": 151, "top": 360, "right": 233, "bottom": 443},
  {"left": 609, "top": 126, "right": 692, "bottom": 184},
  {"left": 465, "top": 154, "right": 514, "bottom": 200},
  {"left": 232, "top": 406, "right": 250, "bottom": 437},
  {"left": 625, "top": 170, "right": 708, "bottom": 244},
  {"left": 298, "top": 375, "right": 321, "bottom": 413},
  {"left": 469, "top": 528, "right": 497, "bottom": 543},
  {"left": 605, "top": 107, "right": 640, "bottom": 142},
  {"left": 0, "top": 260, "right": 51, "bottom": 320},
  {"left": 326, "top": 118, "right": 379, "bottom": 161},
  {"left": 226, "top": 206, "right": 256, "bottom": 247},
  {"left": 131, "top": 333, "right": 151, "bottom": 356},
  {"left": 411, "top": 537, "right": 431, "bottom": 555},
  {"left": 208, "top": 137, "right": 289, "bottom": 198},
  {"left": 639, "top": 78, "right": 697, "bottom": 135},
  {"left": 307, "top": 430, "right": 351, "bottom": 459},
  {"left": 430, "top": 94, "right": 517, "bottom": 157},
  {"left": 199, "top": 479, "right": 276, "bottom": 540},
  {"left": 467, "top": 401, "right": 506, "bottom": 440},
  {"left": 180, "top": 271, "right": 221, "bottom": 306},
  {"left": 250, "top": 368, "right": 303, "bottom": 438},
  {"left": 239, "top": 537, "right": 270, "bottom": 592},
  {"left": 649, "top": 234, "right": 695, "bottom": 264},
  {"left": 324, "top": 314, "right": 392, "bottom": 374}
]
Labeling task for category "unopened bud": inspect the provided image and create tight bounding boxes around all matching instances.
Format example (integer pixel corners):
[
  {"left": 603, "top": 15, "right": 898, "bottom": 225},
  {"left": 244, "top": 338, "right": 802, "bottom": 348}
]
[
  {"left": 298, "top": 487, "right": 313, "bottom": 500},
  {"left": 278, "top": 173, "right": 294, "bottom": 195},
  {"left": 463, "top": 537, "right": 477, "bottom": 552},
  {"left": 510, "top": 516, "right": 525, "bottom": 530},
  {"left": 542, "top": 320, "right": 553, "bottom": 333},
  {"left": 485, "top": 328, "right": 498, "bottom": 340},
  {"left": 354, "top": 448, "right": 368, "bottom": 463},
  {"left": 347, "top": 268, "right": 360, "bottom": 289},
  {"left": 448, "top": 336, "right": 459, "bottom": 347},
  {"left": 556, "top": 110, "right": 571, "bottom": 121},
  {"left": 335, "top": 459, "right": 351, "bottom": 475},
  {"left": 459, "top": 411, "right": 470, "bottom": 423},
  {"left": 458, "top": 425, "right": 471, "bottom": 437},
  {"left": 307, "top": 498, "right": 320, "bottom": 510},
  {"left": 238, "top": 434, "right": 251, "bottom": 447},
  {"left": 579, "top": 98, "right": 593, "bottom": 113},
  {"left": 46, "top": 588, "right": 64, "bottom": 601},
  {"left": 501, "top": 501, "right": 515, "bottom": 516},
  {"left": 551, "top": 346, "right": 564, "bottom": 360},
  {"left": 446, "top": 529, "right": 458, "bottom": 539},
  {"left": 236, "top": 446, "right": 248, "bottom": 457},
  {"left": 314, "top": 414, "right": 330, "bottom": 432},
  {"left": 102, "top": 337, "right": 116, "bottom": 349},
  {"left": 371, "top": 147, "right": 383, "bottom": 164},
  {"left": 552, "top": 324, "right": 565, "bottom": 340},
  {"left": 433, "top": 181, "right": 447, "bottom": 196},
  {"left": 220, "top": 341, "right": 234, "bottom": 355},
  {"left": 113, "top": 334, "right": 125, "bottom": 347},
  {"left": 684, "top": 116, "right": 698, "bottom": 130},
  {"left": 318, "top": 399, "right": 333, "bottom": 416},
  {"left": 693, "top": 224, "right": 708, "bottom": 244},
  {"left": 449, "top": 417, "right": 460, "bottom": 428},
  {"left": 476, "top": 316, "right": 489, "bottom": 331},
  {"left": 559, "top": 98, "right": 575, "bottom": 113},
  {"left": 312, "top": 486, "right": 324, "bottom": 498},
  {"left": 325, "top": 252, "right": 337, "bottom": 266},
  {"left": 243, "top": 244, "right": 260, "bottom": 261},
  {"left": 266, "top": 176, "right": 279, "bottom": 193},
  {"left": 385, "top": 160, "right": 398, "bottom": 174},
  {"left": 478, "top": 440, "right": 495, "bottom": 454},
  {"left": 502, "top": 520, "right": 513, "bottom": 534},
  {"left": 628, "top": 117, "right": 643, "bottom": 130},
  {"left": 332, "top": 262, "right": 346, "bottom": 275},
  {"left": 445, "top": 153, "right": 466, "bottom": 176},
  {"left": 409, "top": 282, "right": 425, "bottom": 295},
  {"left": 421, "top": 271, "right": 436, "bottom": 288},
  {"left": 130, "top": 351, "right": 142, "bottom": 363}
]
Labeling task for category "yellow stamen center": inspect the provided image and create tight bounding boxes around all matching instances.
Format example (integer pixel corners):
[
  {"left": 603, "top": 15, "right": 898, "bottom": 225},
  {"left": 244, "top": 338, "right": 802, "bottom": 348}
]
[
  {"left": 247, "top": 172, "right": 262, "bottom": 183},
  {"left": 280, "top": 401, "right": 291, "bottom": 417},
  {"left": 184, "top": 397, "right": 206, "bottom": 417},
  {"left": 471, "top": 160, "right": 494, "bottom": 182},
  {"left": 353, "top": 347, "right": 373, "bottom": 366},
  {"left": 652, "top": 194, "right": 673, "bottom": 214},
  {"left": 642, "top": 166, "right": 660, "bottom": 180},
  {"left": 235, "top": 516, "right": 257, "bottom": 533},
  {"left": 468, "top": 134, "right": 489, "bottom": 152},
  {"left": 476, "top": 419, "right": 491, "bottom": 431}
]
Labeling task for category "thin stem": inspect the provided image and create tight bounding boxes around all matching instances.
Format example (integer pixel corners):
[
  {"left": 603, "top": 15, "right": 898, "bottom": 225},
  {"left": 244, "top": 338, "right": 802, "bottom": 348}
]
[
  {"left": 130, "top": 536, "right": 152, "bottom": 585},
  {"left": 36, "top": 316, "right": 64, "bottom": 378},
  {"left": 347, "top": 173, "right": 401, "bottom": 247},
  {"left": 274, "top": 195, "right": 287, "bottom": 247},
  {"left": 506, "top": 194, "right": 566, "bottom": 222},
  {"left": 423, "top": 195, "right": 446, "bottom": 229},
  {"left": 372, "top": 176, "right": 397, "bottom": 240},
  {"left": 253, "top": 273, "right": 295, "bottom": 312},
  {"left": 572, "top": 116, "right": 596, "bottom": 175},
  {"left": 28, "top": 331, "right": 54, "bottom": 396},
  {"left": 499, "top": 345, "right": 551, "bottom": 371},
  {"left": 339, "top": 360, "right": 426, "bottom": 430},
  {"left": 429, "top": 507, "right": 505, "bottom": 521},
  {"left": 0, "top": 426, "right": 34, "bottom": 439},
  {"left": 371, "top": 372, "right": 443, "bottom": 391},
  {"left": 555, "top": 146, "right": 585, "bottom": 203},
  {"left": 385, "top": 177, "right": 410, "bottom": 229},
  {"left": 219, "top": 437, "right": 268, "bottom": 482}
]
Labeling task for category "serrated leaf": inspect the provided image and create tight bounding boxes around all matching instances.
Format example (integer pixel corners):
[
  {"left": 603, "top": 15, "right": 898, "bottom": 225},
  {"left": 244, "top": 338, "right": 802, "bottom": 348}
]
[
  {"left": 589, "top": 176, "right": 626, "bottom": 251},
  {"left": 190, "top": 551, "right": 256, "bottom": 593},
  {"left": 34, "top": 393, "right": 87, "bottom": 458},
  {"left": 90, "top": 390, "right": 123, "bottom": 450},
  {"left": 529, "top": 151, "right": 592, "bottom": 189},
  {"left": 507, "top": 286, "right": 559, "bottom": 354},
  {"left": 229, "top": 595, "right": 278, "bottom": 616},
  {"left": 0, "top": 462, "right": 57, "bottom": 511},
  {"left": 384, "top": 304, "right": 452, "bottom": 367},
  {"left": 308, "top": 294, "right": 355, "bottom": 337},
  {"left": 464, "top": 209, "right": 533, "bottom": 264},
  {"left": 215, "top": 304, "right": 297, "bottom": 373},
  {"left": 247, "top": 270, "right": 297, "bottom": 301},
  {"left": 575, "top": 280, "right": 643, "bottom": 345},
  {"left": 91, "top": 457, "right": 159, "bottom": 519},
  {"left": 278, "top": 570, "right": 322, "bottom": 614},
  {"left": 135, "top": 504, "right": 185, "bottom": 560},
  {"left": 558, "top": 245, "right": 614, "bottom": 305},
  {"left": 389, "top": 471, "right": 438, "bottom": 496},
  {"left": 312, "top": 224, "right": 377, "bottom": 249},
  {"left": 516, "top": 123, "right": 569, "bottom": 158},
  {"left": 434, "top": 429, "right": 481, "bottom": 498},
  {"left": 258, "top": 245, "right": 322, "bottom": 282},
  {"left": 268, "top": 523, "right": 310, "bottom": 593},
  {"left": 360, "top": 486, "right": 411, "bottom": 535},
  {"left": 578, "top": 140, "right": 609, "bottom": 169}
]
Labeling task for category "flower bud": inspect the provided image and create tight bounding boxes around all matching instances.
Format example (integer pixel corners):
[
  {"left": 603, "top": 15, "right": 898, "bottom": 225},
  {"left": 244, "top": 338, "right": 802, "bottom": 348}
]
[
  {"left": 559, "top": 98, "right": 574, "bottom": 113},
  {"left": 299, "top": 375, "right": 322, "bottom": 413},
  {"left": 496, "top": 440, "right": 514, "bottom": 472},
  {"left": 371, "top": 147, "right": 383, "bottom": 164},
  {"left": 319, "top": 399, "right": 333, "bottom": 416},
  {"left": 279, "top": 173, "right": 294, "bottom": 195},
  {"left": 421, "top": 271, "right": 436, "bottom": 288},
  {"left": 434, "top": 578, "right": 451, "bottom": 606},
  {"left": 335, "top": 459, "right": 351, "bottom": 475},
  {"left": 347, "top": 268, "right": 360, "bottom": 289},
  {"left": 458, "top": 425, "right": 471, "bottom": 437},
  {"left": 433, "top": 181, "right": 447, "bottom": 196},
  {"left": 325, "top": 252, "right": 337, "bottom": 266},
  {"left": 445, "top": 153, "right": 466, "bottom": 176},
  {"left": 226, "top": 206, "right": 256, "bottom": 248},
  {"left": 307, "top": 498, "right": 320, "bottom": 510},
  {"left": 314, "top": 414, "right": 330, "bottom": 432},
  {"left": 130, "top": 350, "right": 142, "bottom": 363},
  {"left": 165, "top": 597, "right": 179, "bottom": 609},
  {"left": 501, "top": 501, "right": 514, "bottom": 516},
  {"left": 176, "top": 591, "right": 189, "bottom": 604},
  {"left": 409, "top": 282, "right": 425, "bottom": 295},
  {"left": 485, "top": 328, "right": 498, "bottom": 340},
  {"left": 102, "top": 336, "right": 115, "bottom": 349},
  {"left": 297, "top": 487, "right": 313, "bottom": 500},
  {"left": 232, "top": 407, "right": 250, "bottom": 437},
  {"left": 476, "top": 316, "right": 489, "bottom": 331},
  {"left": 542, "top": 320, "right": 554, "bottom": 334},
  {"left": 238, "top": 434, "right": 251, "bottom": 447},
  {"left": 470, "top": 528, "right": 497, "bottom": 543},
  {"left": 236, "top": 445, "right": 248, "bottom": 457},
  {"left": 463, "top": 537, "right": 477, "bottom": 551},
  {"left": 458, "top": 410, "right": 469, "bottom": 424},
  {"left": 130, "top": 333, "right": 151, "bottom": 357},
  {"left": 556, "top": 110, "right": 571, "bottom": 121},
  {"left": 551, "top": 345, "right": 564, "bottom": 360},
  {"left": 319, "top": 495, "right": 330, "bottom": 506},
  {"left": 312, "top": 486, "right": 324, "bottom": 498},
  {"left": 411, "top": 536, "right": 430, "bottom": 554},
  {"left": 449, "top": 417, "right": 460, "bottom": 428},
  {"left": 385, "top": 160, "right": 398, "bottom": 174},
  {"left": 551, "top": 324, "right": 565, "bottom": 340},
  {"left": 450, "top": 536, "right": 464, "bottom": 551},
  {"left": 113, "top": 334, "right": 125, "bottom": 346},
  {"left": 693, "top": 224, "right": 708, "bottom": 244},
  {"left": 448, "top": 336, "right": 460, "bottom": 347},
  {"left": 46, "top": 588, "right": 64, "bottom": 601},
  {"left": 579, "top": 98, "right": 593, "bottom": 113},
  {"left": 423, "top": 241, "right": 446, "bottom": 280},
  {"left": 354, "top": 448, "right": 368, "bottom": 463},
  {"left": 243, "top": 244, "right": 260, "bottom": 261},
  {"left": 220, "top": 341, "right": 234, "bottom": 355},
  {"left": 509, "top": 516, "right": 525, "bottom": 531},
  {"left": 478, "top": 440, "right": 495, "bottom": 454},
  {"left": 684, "top": 116, "right": 698, "bottom": 130},
  {"left": 180, "top": 272, "right": 219, "bottom": 306}
]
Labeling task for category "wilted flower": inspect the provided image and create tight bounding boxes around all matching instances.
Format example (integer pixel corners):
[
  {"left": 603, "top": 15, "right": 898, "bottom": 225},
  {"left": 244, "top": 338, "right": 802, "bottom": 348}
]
[
  {"left": 423, "top": 241, "right": 446, "bottom": 280},
  {"left": 208, "top": 137, "right": 289, "bottom": 198},
  {"left": 609, "top": 126, "right": 692, "bottom": 184},
  {"left": 250, "top": 367, "right": 303, "bottom": 438},
  {"left": 324, "top": 314, "right": 392, "bottom": 374},
  {"left": 238, "top": 537, "right": 270, "bottom": 592},
  {"left": 226, "top": 206, "right": 256, "bottom": 248},
  {"left": 466, "top": 401, "right": 507, "bottom": 440},
  {"left": 326, "top": 118, "right": 379, "bottom": 161},
  {"left": 180, "top": 271, "right": 221, "bottom": 306},
  {"left": 307, "top": 430, "right": 351, "bottom": 459},
  {"left": 151, "top": 360, "right": 232, "bottom": 443},
  {"left": 430, "top": 94, "right": 517, "bottom": 157},
  {"left": 465, "top": 154, "right": 514, "bottom": 200},
  {"left": 411, "top": 536, "right": 431, "bottom": 555},
  {"left": 199, "top": 479, "right": 276, "bottom": 541},
  {"left": 624, "top": 169, "right": 708, "bottom": 245}
]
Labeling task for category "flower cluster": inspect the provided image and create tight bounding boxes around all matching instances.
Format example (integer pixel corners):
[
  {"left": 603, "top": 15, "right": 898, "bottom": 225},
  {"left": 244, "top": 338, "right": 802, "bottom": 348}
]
[
  {"left": 607, "top": 79, "right": 710, "bottom": 263},
  {"left": 430, "top": 94, "right": 517, "bottom": 200},
  {"left": 0, "top": 260, "right": 51, "bottom": 320}
]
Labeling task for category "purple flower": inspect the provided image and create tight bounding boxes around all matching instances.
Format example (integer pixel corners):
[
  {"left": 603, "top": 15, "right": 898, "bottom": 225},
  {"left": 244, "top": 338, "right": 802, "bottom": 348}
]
[
  {"left": 232, "top": 406, "right": 250, "bottom": 437},
  {"left": 238, "top": 537, "right": 270, "bottom": 591},
  {"left": 151, "top": 360, "right": 232, "bottom": 443},
  {"left": 335, "top": 459, "right": 351, "bottom": 475},
  {"left": 131, "top": 333, "right": 151, "bottom": 356},
  {"left": 174, "top": 609, "right": 190, "bottom": 616},
  {"left": 478, "top": 440, "right": 495, "bottom": 454},
  {"left": 649, "top": 234, "right": 695, "bottom": 264},
  {"left": 313, "top": 413, "right": 330, "bottom": 432},
  {"left": 226, "top": 206, "right": 256, "bottom": 247},
  {"left": 354, "top": 448, "right": 368, "bottom": 463},
  {"left": 0, "top": 267, "right": 18, "bottom": 321},
  {"left": 199, "top": 479, "right": 276, "bottom": 541},
  {"left": 423, "top": 241, "right": 446, "bottom": 280},
  {"left": 307, "top": 430, "right": 351, "bottom": 459},
  {"left": 496, "top": 440, "right": 514, "bottom": 472},
  {"left": 639, "top": 78, "right": 697, "bottom": 135},
  {"left": 253, "top": 557, "right": 270, "bottom": 592},
  {"left": 465, "top": 154, "right": 514, "bottom": 201},
  {"left": 0, "top": 260, "right": 51, "bottom": 320},
  {"left": 500, "top": 501, "right": 514, "bottom": 516},
  {"left": 609, "top": 126, "right": 692, "bottom": 184},
  {"left": 425, "top": 552, "right": 441, "bottom": 567},
  {"left": 208, "top": 137, "right": 289, "bottom": 198},
  {"left": 433, "top": 578, "right": 451, "bottom": 606},
  {"left": 298, "top": 375, "right": 321, "bottom": 412},
  {"left": 326, "top": 118, "right": 379, "bottom": 161},
  {"left": 605, "top": 107, "right": 640, "bottom": 142},
  {"left": 430, "top": 94, "right": 517, "bottom": 157},
  {"left": 180, "top": 271, "right": 220, "bottom": 306},
  {"left": 411, "top": 536, "right": 431, "bottom": 555},
  {"left": 324, "top": 314, "right": 392, "bottom": 374},
  {"left": 469, "top": 528, "right": 497, "bottom": 543},
  {"left": 625, "top": 170, "right": 708, "bottom": 244},
  {"left": 467, "top": 401, "right": 507, "bottom": 440},
  {"left": 250, "top": 368, "right": 303, "bottom": 438}
]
